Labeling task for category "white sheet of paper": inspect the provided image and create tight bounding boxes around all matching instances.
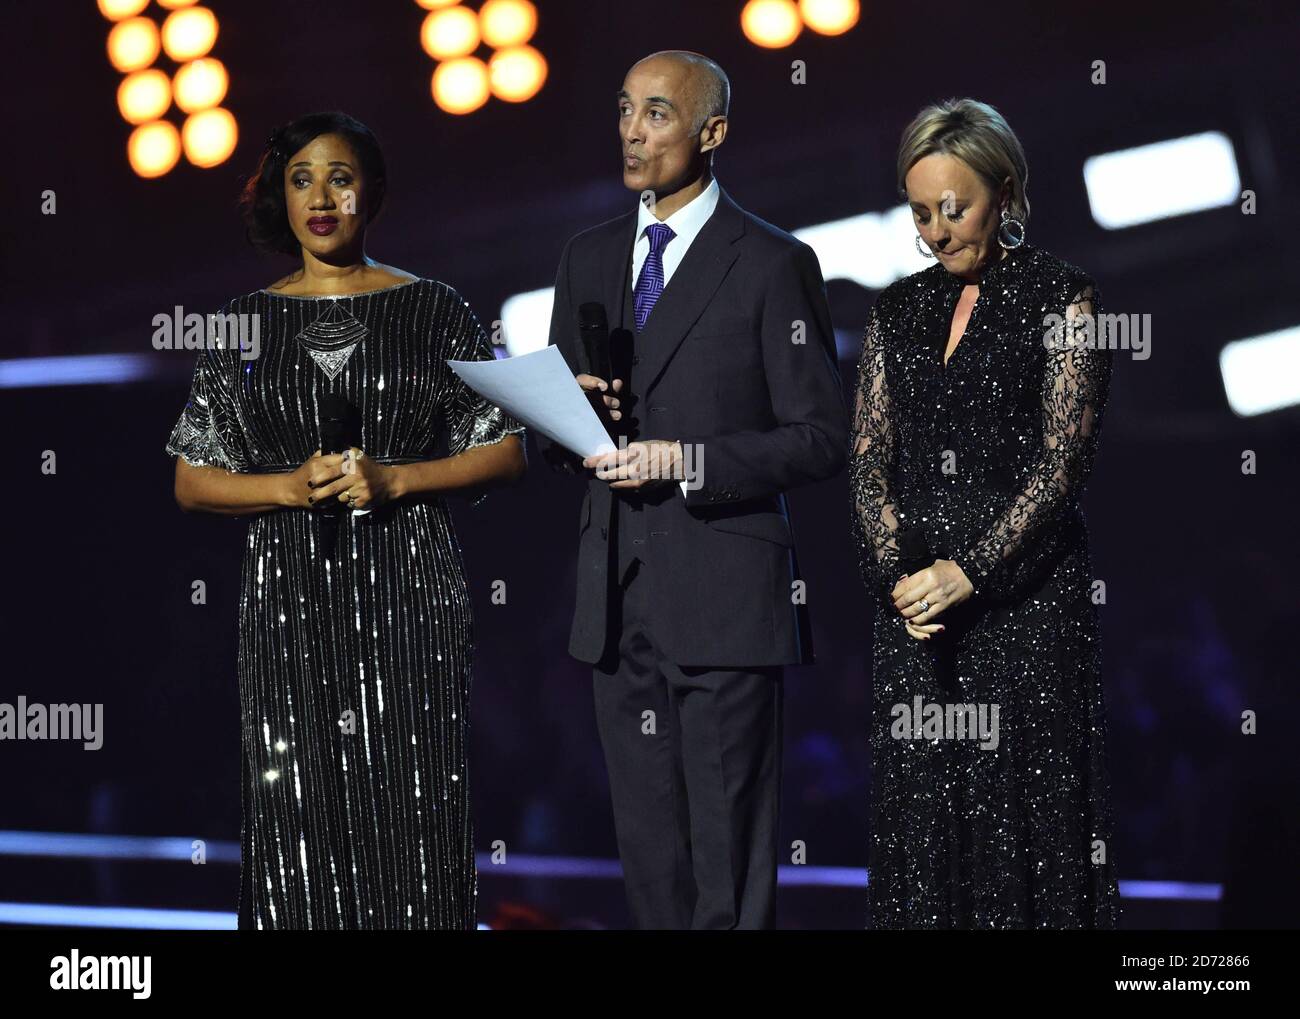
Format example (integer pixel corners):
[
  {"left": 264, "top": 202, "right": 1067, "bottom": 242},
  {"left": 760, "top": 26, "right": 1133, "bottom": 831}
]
[{"left": 447, "top": 345, "right": 615, "bottom": 459}]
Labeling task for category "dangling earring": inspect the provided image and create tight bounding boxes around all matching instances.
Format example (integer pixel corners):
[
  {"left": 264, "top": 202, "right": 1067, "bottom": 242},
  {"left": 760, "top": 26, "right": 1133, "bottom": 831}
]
[
  {"left": 915, "top": 235, "right": 936, "bottom": 259},
  {"left": 997, "top": 208, "right": 1026, "bottom": 250}
]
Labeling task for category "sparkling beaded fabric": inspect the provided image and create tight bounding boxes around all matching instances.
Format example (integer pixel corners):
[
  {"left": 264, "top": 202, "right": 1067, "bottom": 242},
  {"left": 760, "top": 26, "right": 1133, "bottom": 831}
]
[
  {"left": 165, "top": 278, "right": 524, "bottom": 929},
  {"left": 848, "top": 243, "right": 1121, "bottom": 928}
]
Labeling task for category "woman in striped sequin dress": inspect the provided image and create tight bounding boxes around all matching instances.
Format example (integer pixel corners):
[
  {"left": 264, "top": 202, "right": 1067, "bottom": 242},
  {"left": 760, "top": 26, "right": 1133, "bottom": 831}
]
[{"left": 166, "top": 112, "right": 525, "bottom": 928}]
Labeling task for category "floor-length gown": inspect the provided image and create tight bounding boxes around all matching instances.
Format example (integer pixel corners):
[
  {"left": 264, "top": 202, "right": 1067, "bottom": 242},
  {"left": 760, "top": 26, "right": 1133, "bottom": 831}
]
[
  {"left": 165, "top": 277, "right": 524, "bottom": 929},
  {"left": 848, "top": 243, "right": 1122, "bottom": 928}
]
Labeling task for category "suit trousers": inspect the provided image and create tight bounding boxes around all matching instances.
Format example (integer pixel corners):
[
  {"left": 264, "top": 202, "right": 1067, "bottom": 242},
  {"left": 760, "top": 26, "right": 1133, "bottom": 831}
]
[{"left": 593, "top": 555, "right": 784, "bottom": 929}]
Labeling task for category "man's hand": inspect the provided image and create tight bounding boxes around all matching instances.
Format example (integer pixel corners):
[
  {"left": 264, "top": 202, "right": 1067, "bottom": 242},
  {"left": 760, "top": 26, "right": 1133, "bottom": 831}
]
[
  {"left": 576, "top": 373, "right": 623, "bottom": 421},
  {"left": 584, "top": 439, "right": 684, "bottom": 490},
  {"left": 890, "top": 559, "right": 974, "bottom": 638}
]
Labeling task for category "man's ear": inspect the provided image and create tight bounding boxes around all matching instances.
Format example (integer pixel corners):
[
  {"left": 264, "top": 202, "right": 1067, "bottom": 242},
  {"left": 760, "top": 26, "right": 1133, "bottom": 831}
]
[{"left": 699, "top": 115, "right": 728, "bottom": 154}]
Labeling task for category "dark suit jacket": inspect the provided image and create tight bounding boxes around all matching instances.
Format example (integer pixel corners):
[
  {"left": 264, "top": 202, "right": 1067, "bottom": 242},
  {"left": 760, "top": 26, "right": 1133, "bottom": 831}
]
[{"left": 539, "top": 186, "right": 848, "bottom": 667}]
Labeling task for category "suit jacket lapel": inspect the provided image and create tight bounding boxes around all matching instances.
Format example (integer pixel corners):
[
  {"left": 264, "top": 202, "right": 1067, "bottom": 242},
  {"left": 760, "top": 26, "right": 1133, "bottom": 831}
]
[
  {"left": 602, "top": 212, "right": 638, "bottom": 330},
  {"left": 633, "top": 186, "right": 746, "bottom": 396}
]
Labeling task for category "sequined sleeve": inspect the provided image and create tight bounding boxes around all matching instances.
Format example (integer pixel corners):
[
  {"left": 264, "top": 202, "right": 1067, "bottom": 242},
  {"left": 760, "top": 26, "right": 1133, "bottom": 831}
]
[
  {"left": 164, "top": 318, "right": 250, "bottom": 473},
  {"left": 443, "top": 294, "right": 525, "bottom": 505},
  {"left": 848, "top": 301, "right": 906, "bottom": 597},
  {"left": 954, "top": 282, "right": 1113, "bottom": 600}
]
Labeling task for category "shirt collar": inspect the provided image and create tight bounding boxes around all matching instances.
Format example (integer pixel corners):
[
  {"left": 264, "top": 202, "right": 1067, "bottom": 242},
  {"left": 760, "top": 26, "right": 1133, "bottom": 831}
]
[{"left": 635, "top": 177, "right": 721, "bottom": 248}]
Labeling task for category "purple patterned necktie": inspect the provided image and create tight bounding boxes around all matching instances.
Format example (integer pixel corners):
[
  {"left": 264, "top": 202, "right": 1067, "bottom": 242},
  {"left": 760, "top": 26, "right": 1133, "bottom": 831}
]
[{"left": 633, "top": 221, "right": 676, "bottom": 331}]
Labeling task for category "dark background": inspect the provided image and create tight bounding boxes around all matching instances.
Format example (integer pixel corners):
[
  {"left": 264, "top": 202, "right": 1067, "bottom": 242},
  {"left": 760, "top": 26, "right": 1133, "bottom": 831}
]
[{"left": 2, "top": 0, "right": 1297, "bottom": 928}]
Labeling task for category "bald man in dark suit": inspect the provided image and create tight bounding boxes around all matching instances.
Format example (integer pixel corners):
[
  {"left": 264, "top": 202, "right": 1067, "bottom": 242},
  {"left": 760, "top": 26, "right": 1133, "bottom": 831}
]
[{"left": 539, "top": 50, "right": 847, "bottom": 929}]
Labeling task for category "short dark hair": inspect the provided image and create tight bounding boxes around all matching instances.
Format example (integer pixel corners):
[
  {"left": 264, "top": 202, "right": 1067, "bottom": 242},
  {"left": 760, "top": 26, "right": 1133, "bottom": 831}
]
[{"left": 239, "top": 111, "right": 387, "bottom": 256}]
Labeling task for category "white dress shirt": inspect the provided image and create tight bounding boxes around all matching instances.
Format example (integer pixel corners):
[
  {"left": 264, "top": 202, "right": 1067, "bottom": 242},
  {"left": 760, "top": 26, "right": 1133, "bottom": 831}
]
[
  {"left": 631, "top": 176, "right": 720, "bottom": 291},
  {"left": 630, "top": 177, "right": 720, "bottom": 495}
]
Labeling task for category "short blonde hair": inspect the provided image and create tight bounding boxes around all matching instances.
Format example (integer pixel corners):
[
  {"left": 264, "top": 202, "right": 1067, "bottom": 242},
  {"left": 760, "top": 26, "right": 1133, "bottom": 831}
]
[{"left": 896, "top": 98, "right": 1030, "bottom": 224}]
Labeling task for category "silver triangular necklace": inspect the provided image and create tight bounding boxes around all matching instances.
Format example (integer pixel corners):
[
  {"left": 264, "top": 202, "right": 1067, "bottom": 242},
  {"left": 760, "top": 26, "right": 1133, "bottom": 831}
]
[{"left": 294, "top": 300, "right": 368, "bottom": 381}]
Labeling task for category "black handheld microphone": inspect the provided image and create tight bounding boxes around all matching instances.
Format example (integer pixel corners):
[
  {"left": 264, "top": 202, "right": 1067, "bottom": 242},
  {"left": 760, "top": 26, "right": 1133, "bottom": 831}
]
[
  {"left": 319, "top": 392, "right": 361, "bottom": 461},
  {"left": 897, "top": 525, "right": 933, "bottom": 579},
  {"left": 577, "top": 302, "right": 612, "bottom": 383},
  {"left": 317, "top": 393, "right": 362, "bottom": 556},
  {"left": 578, "top": 302, "right": 629, "bottom": 441}
]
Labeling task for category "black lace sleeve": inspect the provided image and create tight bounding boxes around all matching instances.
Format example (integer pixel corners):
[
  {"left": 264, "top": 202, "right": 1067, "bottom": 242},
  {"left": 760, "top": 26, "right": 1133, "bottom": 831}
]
[
  {"left": 953, "top": 282, "right": 1113, "bottom": 600},
  {"left": 848, "top": 301, "right": 906, "bottom": 598}
]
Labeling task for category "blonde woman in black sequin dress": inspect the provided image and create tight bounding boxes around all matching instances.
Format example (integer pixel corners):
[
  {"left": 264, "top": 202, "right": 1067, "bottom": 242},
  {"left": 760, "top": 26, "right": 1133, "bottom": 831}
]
[
  {"left": 166, "top": 112, "right": 525, "bottom": 929},
  {"left": 849, "top": 99, "right": 1121, "bottom": 928}
]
